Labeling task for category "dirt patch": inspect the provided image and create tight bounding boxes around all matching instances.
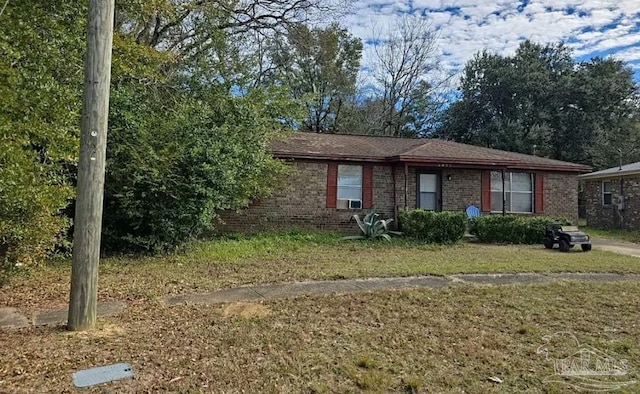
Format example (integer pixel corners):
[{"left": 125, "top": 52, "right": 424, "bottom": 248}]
[
  {"left": 221, "top": 302, "right": 270, "bottom": 319},
  {"left": 63, "top": 323, "right": 126, "bottom": 339}
]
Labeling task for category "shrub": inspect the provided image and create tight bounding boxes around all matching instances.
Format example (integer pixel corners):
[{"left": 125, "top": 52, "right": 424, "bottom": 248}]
[
  {"left": 0, "top": 121, "right": 74, "bottom": 278},
  {"left": 1, "top": 1, "right": 83, "bottom": 278},
  {"left": 102, "top": 87, "right": 289, "bottom": 253},
  {"left": 470, "top": 215, "right": 571, "bottom": 244},
  {"left": 399, "top": 210, "right": 467, "bottom": 244}
]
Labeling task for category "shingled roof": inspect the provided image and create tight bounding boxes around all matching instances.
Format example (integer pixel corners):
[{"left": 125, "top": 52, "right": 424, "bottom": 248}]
[
  {"left": 578, "top": 161, "right": 640, "bottom": 180},
  {"left": 271, "top": 132, "right": 591, "bottom": 173}
]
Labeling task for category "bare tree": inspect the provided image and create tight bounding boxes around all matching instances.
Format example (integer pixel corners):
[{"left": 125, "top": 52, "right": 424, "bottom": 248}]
[{"left": 370, "top": 16, "right": 445, "bottom": 136}]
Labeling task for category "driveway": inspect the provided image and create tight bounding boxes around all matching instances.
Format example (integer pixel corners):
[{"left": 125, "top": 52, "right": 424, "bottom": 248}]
[{"left": 592, "top": 236, "right": 640, "bottom": 257}]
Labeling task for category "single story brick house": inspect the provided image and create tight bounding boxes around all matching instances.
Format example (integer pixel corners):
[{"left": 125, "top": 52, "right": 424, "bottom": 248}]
[
  {"left": 219, "top": 133, "right": 591, "bottom": 233},
  {"left": 579, "top": 161, "right": 640, "bottom": 230}
]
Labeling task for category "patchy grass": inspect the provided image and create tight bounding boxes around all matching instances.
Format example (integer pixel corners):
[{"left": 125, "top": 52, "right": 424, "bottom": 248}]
[
  {"left": 2, "top": 231, "right": 640, "bottom": 312},
  {"left": 583, "top": 227, "right": 640, "bottom": 244},
  {"left": 1, "top": 282, "right": 640, "bottom": 392}
]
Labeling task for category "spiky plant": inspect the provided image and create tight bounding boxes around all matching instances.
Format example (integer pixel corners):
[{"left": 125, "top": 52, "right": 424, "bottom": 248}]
[{"left": 343, "top": 211, "right": 401, "bottom": 241}]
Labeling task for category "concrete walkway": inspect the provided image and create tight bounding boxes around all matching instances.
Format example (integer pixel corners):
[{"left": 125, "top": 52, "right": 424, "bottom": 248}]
[
  {"left": 592, "top": 236, "right": 640, "bottom": 257},
  {"left": 3, "top": 272, "right": 639, "bottom": 330}
]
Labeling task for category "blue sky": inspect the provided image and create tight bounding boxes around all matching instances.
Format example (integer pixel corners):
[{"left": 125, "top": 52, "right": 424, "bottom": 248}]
[{"left": 342, "top": 0, "right": 640, "bottom": 83}]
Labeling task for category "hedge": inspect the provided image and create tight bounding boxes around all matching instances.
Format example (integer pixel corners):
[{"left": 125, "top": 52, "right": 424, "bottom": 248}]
[
  {"left": 399, "top": 210, "right": 467, "bottom": 244},
  {"left": 469, "top": 215, "right": 571, "bottom": 244}
]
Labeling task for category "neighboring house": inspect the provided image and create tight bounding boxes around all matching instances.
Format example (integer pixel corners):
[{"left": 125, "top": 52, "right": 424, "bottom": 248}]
[
  {"left": 579, "top": 161, "right": 640, "bottom": 230},
  {"left": 219, "top": 133, "right": 591, "bottom": 233}
]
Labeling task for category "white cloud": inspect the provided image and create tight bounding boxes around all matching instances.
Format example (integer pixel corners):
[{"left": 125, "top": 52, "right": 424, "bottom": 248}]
[
  {"left": 612, "top": 46, "right": 640, "bottom": 63},
  {"left": 345, "top": 0, "right": 640, "bottom": 83}
]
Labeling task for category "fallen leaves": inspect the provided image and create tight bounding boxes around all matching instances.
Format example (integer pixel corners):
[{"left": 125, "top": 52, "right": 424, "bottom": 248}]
[{"left": 2, "top": 282, "right": 640, "bottom": 392}]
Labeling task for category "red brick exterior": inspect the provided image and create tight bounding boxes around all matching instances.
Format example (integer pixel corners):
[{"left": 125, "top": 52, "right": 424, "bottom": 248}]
[
  {"left": 443, "top": 169, "right": 482, "bottom": 211},
  {"left": 218, "top": 160, "right": 580, "bottom": 233},
  {"left": 217, "top": 160, "right": 394, "bottom": 233},
  {"left": 584, "top": 176, "right": 640, "bottom": 230},
  {"left": 543, "top": 172, "right": 579, "bottom": 220}
]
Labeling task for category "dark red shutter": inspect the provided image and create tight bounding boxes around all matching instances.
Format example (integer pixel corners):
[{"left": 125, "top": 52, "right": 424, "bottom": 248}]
[
  {"left": 363, "top": 164, "right": 374, "bottom": 209},
  {"left": 535, "top": 172, "right": 544, "bottom": 214},
  {"left": 326, "top": 162, "right": 338, "bottom": 208},
  {"left": 481, "top": 171, "right": 491, "bottom": 212}
]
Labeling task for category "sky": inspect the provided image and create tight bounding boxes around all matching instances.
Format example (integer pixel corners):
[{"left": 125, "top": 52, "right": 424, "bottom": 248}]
[{"left": 342, "top": 0, "right": 640, "bottom": 83}]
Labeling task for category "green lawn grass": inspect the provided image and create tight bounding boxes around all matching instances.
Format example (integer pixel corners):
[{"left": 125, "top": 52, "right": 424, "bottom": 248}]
[
  {"left": 2, "top": 231, "right": 640, "bottom": 313},
  {"left": 582, "top": 226, "right": 640, "bottom": 243},
  {"left": 2, "top": 282, "right": 639, "bottom": 392}
]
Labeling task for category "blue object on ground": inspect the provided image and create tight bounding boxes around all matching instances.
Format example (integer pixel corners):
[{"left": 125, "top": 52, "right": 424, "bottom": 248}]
[
  {"left": 466, "top": 205, "right": 480, "bottom": 218},
  {"left": 72, "top": 363, "right": 134, "bottom": 388}
]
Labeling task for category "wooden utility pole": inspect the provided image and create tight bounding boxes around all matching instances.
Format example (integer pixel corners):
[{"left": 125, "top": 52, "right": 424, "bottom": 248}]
[{"left": 68, "top": 0, "right": 115, "bottom": 331}]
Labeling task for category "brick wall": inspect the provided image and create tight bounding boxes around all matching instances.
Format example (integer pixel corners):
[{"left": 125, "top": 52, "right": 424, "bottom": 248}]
[
  {"left": 442, "top": 169, "right": 482, "bottom": 211},
  {"left": 217, "top": 160, "right": 396, "bottom": 234},
  {"left": 543, "top": 172, "right": 579, "bottom": 221},
  {"left": 393, "top": 165, "right": 416, "bottom": 209},
  {"left": 218, "top": 160, "right": 581, "bottom": 233},
  {"left": 584, "top": 176, "right": 640, "bottom": 230}
]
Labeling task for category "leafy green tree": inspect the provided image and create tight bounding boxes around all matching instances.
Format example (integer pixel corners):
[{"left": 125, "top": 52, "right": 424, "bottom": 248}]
[
  {"left": 102, "top": 3, "right": 307, "bottom": 252},
  {"left": 114, "top": 0, "right": 347, "bottom": 84},
  {"left": 437, "top": 40, "right": 639, "bottom": 168},
  {"left": 337, "top": 97, "right": 386, "bottom": 135},
  {"left": 576, "top": 58, "right": 640, "bottom": 169},
  {"left": 265, "top": 23, "right": 362, "bottom": 132},
  {"left": 402, "top": 80, "right": 448, "bottom": 137},
  {"left": 0, "top": 0, "right": 85, "bottom": 272},
  {"left": 0, "top": 0, "right": 310, "bottom": 267}
]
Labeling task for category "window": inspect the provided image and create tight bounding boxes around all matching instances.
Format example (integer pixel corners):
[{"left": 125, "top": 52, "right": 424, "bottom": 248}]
[
  {"left": 337, "top": 165, "right": 362, "bottom": 201},
  {"left": 419, "top": 173, "right": 438, "bottom": 211},
  {"left": 490, "top": 171, "right": 533, "bottom": 213},
  {"left": 602, "top": 181, "right": 612, "bottom": 206}
]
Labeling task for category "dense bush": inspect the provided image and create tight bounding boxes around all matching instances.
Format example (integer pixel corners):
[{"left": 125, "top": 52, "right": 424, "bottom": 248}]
[
  {"left": 0, "top": 1, "right": 84, "bottom": 276},
  {"left": 101, "top": 87, "right": 290, "bottom": 253},
  {"left": 469, "top": 215, "right": 571, "bottom": 244},
  {"left": 399, "top": 210, "right": 467, "bottom": 244}
]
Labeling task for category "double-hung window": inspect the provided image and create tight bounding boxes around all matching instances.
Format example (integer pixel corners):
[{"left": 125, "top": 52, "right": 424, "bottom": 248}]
[
  {"left": 419, "top": 173, "right": 438, "bottom": 210},
  {"left": 602, "top": 181, "right": 612, "bottom": 206},
  {"left": 337, "top": 165, "right": 362, "bottom": 201},
  {"left": 490, "top": 172, "right": 533, "bottom": 213}
]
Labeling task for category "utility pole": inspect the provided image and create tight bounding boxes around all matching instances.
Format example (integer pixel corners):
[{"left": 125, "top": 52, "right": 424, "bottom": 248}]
[{"left": 68, "top": 0, "right": 115, "bottom": 331}]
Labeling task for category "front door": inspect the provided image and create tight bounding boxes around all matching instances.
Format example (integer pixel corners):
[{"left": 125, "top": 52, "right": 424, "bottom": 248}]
[{"left": 418, "top": 173, "right": 440, "bottom": 211}]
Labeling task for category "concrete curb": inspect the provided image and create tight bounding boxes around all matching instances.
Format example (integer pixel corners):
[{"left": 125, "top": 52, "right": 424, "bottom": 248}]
[
  {"left": 0, "top": 301, "right": 127, "bottom": 330},
  {"left": 163, "top": 271, "right": 640, "bottom": 306}
]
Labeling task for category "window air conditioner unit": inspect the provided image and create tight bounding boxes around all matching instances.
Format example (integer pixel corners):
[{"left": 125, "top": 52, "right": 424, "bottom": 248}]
[{"left": 348, "top": 199, "right": 362, "bottom": 209}]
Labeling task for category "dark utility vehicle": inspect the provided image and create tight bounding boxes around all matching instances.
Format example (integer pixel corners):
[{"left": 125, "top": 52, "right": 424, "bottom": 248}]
[{"left": 543, "top": 224, "right": 592, "bottom": 252}]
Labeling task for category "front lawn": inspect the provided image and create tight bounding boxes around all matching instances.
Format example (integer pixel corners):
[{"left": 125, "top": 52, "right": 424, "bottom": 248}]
[
  {"left": 2, "top": 232, "right": 640, "bottom": 313},
  {"left": 582, "top": 227, "right": 640, "bottom": 244},
  {"left": 2, "top": 282, "right": 639, "bottom": 392}
]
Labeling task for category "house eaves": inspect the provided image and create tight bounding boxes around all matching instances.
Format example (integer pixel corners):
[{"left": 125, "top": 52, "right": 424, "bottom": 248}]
[
  {"left": 273, "top": 152, "right": 591, "bottom": 172},
  {"left": 393, "top": 155, "right": 590, "bottom": 172},
  {"left": 578, "top": 168, "right": 640, "bottom": 180}
]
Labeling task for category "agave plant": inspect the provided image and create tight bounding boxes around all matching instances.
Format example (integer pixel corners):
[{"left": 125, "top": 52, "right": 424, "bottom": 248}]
[{"left": 343, "top": 211, "right": 401, "bottom": 241}]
